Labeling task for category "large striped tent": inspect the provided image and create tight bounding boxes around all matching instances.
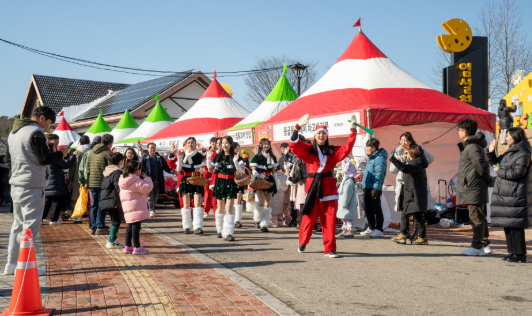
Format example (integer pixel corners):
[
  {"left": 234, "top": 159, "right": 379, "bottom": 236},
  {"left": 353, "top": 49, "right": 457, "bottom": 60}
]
[
  {"left": 144, "top": 73, "right": 249, "bottom": 150},
  {"left": 110, "top": 110, "right": 139, "bottom": 143},
  {"left": 260, "top": 31, "right": 496, "bottom": 206},
  {"left": 53, "top": 117, "right": 80, "bottom": 149},
  {"left": 82, "top": 110, "right": 112, "bottom": 142},
  {"left": 117, "top": 96, "right": 174, "bottom": 146}
]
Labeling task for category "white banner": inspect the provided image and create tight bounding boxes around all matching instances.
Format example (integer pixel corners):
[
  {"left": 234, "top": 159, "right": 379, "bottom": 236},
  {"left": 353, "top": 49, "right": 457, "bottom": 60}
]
[
  {"left": 272, "top": 112, "right": 363, "bottom": 142},
  {"left": 225, "top": 128, "right": 253, "bottom": 146},
  {"left": 153, "top": 133, "right": 214, "bottom": 151}
]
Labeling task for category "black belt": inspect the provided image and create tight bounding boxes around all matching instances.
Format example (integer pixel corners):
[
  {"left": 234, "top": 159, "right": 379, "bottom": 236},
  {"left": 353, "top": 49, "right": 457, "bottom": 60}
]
[{"left": 300, "top": 171, "right": 334, "bottom": 216}]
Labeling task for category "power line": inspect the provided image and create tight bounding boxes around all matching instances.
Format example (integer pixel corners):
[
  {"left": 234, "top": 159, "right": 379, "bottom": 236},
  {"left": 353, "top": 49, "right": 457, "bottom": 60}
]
[{"left": 0, "top": 38, "right": 281, "bottom": 77}]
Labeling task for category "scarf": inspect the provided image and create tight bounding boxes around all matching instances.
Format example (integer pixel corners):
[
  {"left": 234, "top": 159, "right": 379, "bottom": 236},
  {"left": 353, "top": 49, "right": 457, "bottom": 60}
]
[
  {"left": 261, "top": 151, "right": 274, "bottom": 165},
  {"left": 184, "top": 148, "right": 198, "bottom": 165},
  {"left": 338, "top": 158, "right": 356, "bottom": 195}
]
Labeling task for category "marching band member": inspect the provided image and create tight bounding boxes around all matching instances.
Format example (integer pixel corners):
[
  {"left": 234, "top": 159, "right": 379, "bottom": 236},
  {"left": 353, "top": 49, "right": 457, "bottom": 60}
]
[
  {"left": 207, "top": 136, "right": 245, "bottom": 241},
  {"left": 289, "top": 114, "right": 357, "bottom": 258},
  {"left": 250, "top": 138, "right": 278, "bottom": 233},
  {"left": 175, "top": 138, "right": 206, "bottom": 235}
]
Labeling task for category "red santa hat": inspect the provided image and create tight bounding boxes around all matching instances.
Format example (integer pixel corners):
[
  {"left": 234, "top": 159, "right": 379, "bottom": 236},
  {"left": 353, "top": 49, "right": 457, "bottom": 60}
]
[{"left": 314, "top": 125, "right": 329, "bottom": 136}]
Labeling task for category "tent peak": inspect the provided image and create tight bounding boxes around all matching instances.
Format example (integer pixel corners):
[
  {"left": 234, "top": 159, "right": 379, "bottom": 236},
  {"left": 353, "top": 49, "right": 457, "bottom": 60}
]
[{"left": 336, "top": 32, "right": 387, "bottom": 63}]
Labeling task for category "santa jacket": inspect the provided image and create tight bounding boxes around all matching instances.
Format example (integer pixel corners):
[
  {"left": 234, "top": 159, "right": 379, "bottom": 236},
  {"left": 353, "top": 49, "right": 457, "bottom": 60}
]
[{"left": 289, "top": 132, "right": 356, "bottom": 201}]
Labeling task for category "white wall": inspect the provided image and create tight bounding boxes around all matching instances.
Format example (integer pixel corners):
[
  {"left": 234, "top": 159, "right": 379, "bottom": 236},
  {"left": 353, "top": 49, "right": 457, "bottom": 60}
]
[{"left": 144, "top": 81, "right": 206, "bottom": 120}]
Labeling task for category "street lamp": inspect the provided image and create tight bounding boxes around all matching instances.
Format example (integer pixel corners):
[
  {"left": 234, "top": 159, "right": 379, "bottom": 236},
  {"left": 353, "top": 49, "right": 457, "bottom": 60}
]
[{"left": 288, "top": 63, "right": 308, "bottom": 95}]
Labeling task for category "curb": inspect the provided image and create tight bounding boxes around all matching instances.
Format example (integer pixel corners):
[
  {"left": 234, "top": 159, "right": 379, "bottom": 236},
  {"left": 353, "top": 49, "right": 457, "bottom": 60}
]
[{"left": 143, "top": 227, "right": 301, "bottom": 316}]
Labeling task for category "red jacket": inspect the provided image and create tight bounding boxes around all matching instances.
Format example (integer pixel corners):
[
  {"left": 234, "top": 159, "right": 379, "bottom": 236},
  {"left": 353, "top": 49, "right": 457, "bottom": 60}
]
[{"left": 289, "top": 131, "right": 356, "bottom": 201}]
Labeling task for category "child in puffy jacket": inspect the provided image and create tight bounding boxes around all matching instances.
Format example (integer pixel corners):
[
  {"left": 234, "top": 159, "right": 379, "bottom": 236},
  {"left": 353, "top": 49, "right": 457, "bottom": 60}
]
[
  {"left": 101, "top": 152, "right": 125, "bottom": 249},
  {"left": 119, "top": 159, "right": 154, "bottom": 255}
]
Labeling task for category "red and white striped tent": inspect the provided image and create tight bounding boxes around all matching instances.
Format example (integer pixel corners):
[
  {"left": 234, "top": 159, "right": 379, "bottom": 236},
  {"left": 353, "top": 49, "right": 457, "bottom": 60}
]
[
  {"left": 144, "top": 74, "right": 250, "bottom": 150},
  {"left": 259, "top": 31, "right": 496, "bottom": 205},
  {"left": 53, "top": 116, "right": 80, "bottom": 149}
]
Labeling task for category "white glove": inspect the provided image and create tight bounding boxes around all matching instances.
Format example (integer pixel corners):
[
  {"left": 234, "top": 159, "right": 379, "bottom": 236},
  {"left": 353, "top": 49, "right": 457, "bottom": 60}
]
[
  {"left": 206, "top": 151, "right": 213, "bottom": 168},
  {"left": 296, "top": 114, "right": 310, "bottom": 130},
  {"left": 176, "top": 155, "right": 183, "bottom": 172},
  {"left": 349, "top": 114, "right": 357, "bottom": 129},
  {"left": 233, "top": 155, "right": 244, "bottom": 174}
]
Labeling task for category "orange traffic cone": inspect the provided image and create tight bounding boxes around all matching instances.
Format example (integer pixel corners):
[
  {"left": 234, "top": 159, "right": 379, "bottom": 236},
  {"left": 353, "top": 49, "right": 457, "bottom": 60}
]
[{"left": 1, "top": 229, "right": 54, "bottom": 316}]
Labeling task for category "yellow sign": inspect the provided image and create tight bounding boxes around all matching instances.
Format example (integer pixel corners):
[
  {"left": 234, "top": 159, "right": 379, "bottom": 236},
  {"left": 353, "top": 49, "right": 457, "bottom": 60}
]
[
  {"left": 437, "top": 19, "right": 473, "bottom": 53},
  {"left": 220, "top": 83, "right": 233, "bottom": 97},
  {"left": 503, "top": 71, "right": 532, "bottom": 123},
  {"left": 458, "top": 63, "right": 472, "bottom": 103}
]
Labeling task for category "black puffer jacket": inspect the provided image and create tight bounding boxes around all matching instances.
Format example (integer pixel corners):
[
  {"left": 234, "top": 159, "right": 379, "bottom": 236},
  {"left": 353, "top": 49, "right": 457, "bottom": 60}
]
[
  {"left": 487, "top": 140, "right": 532, "bottom": 228},
  {"left": 498, "top": 104, "right": 517, "bottom": 130},
  {"left": 0, "top": 163, "right": 10, "bottom": 192},
  {"left": 100, "top": 165, "right": 123, "bottom": 211},
  {"left": 456, "top": 133, "right": 491, "bottom": 205},
  {"left": 45, "top": 154, "right": 77, "bottom": 196},
  {"left": 389, "top": 153, "right": 429, "bottom": 215}
]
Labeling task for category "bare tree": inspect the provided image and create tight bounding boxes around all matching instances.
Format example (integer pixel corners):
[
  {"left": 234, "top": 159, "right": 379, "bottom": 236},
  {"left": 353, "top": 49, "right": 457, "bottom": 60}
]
[
  {"left": 428, "top": 47, "right": 452, "bottom": 89},
  {"left": 244, "top": 55, "right": 318, "bottom": 106},
  {"left": 493, "top": 0, "right": 532, "bottom": 96},
  {"left": 0, "top": 116, "right": 15, "bottom": 154}
]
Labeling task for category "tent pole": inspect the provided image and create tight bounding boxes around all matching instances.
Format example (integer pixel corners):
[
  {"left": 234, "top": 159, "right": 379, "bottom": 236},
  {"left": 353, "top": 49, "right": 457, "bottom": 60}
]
[{"left": 366, "top": 109, "right": 372, "bottom": 138}]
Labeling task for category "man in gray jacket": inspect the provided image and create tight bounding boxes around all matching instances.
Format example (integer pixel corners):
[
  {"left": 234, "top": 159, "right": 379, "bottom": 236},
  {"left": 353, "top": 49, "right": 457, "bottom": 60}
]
[
  {"left": 456, "top": 119, "right": 492, "bottom": 256},
  {"left": 4, "top": 106, "right": 68, "bottom": 275}
]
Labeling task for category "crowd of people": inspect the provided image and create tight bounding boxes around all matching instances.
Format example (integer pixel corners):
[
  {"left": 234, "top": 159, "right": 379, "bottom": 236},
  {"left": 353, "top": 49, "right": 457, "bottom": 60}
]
[{"left": 2, "top": 105, "right": 531, "bottom": 276}]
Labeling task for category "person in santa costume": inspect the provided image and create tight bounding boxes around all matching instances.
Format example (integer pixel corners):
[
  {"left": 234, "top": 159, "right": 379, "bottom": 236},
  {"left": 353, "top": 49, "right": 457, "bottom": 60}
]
[
  {"left": 250, "top": 138, "right": 279, "bottom": 232},
  {"left": 207, "top": 136, "right": 245, "bottom": 241},
  {"left": 174, "top": 137, "right": 205, "bottom": 235},
  {"left": 289, "top": 114, "right": 357, "bottom": 258},
  {"left": 203, "top": 137, "right": 220, "bottom": 217},
  {"left": 233, "top": 142, "right": 250, "bottom": 228}
]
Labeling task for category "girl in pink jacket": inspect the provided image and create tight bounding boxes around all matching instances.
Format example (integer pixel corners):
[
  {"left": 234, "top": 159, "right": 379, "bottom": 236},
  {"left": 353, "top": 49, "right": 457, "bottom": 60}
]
[{"left": 119, "top": 160, "right": 154, "bottom": 255}]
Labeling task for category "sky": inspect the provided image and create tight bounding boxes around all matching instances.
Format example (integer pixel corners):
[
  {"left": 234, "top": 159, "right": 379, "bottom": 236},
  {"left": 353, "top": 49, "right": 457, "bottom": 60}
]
[{"left": 1, "top": 0, "right": 532, "bottom": 117}]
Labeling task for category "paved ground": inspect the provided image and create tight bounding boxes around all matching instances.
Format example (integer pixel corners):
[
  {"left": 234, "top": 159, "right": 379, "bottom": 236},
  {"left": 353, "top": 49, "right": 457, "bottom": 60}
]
[
  {"left": 1, "top": 203, "right": 531, "bottom": 316},
  {"left": 144, "top": 206, "right": 532, "bottom": 316}
]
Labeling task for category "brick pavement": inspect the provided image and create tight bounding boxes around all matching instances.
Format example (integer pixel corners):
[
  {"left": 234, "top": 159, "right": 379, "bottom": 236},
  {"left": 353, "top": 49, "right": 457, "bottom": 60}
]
[{"left": 38, "top": 220, "right": 279, "bottom": 315}]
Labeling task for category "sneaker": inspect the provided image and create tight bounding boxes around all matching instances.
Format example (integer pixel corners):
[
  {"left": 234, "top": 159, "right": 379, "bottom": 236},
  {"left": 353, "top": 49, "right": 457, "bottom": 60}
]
[
  {"left": 217, "top": 233, "right": 222, "bottom": 238},
  {"left": 360, "top": 228, "right": 374, "bottom": 236},
  {"left": 106, "top": 241, "right": 125, "bottom": 249},
  {"left": 261, "top": 227, "right": 269, "bottom": 232},
  {"left": 124, "top": 246, "right": 134, "bottom": 254},
  {"left": 150, "top": 211, "right": 155, "bottom": 218},
  {"left": 133, "top": 246, "right": 150, "bottom": 255},
  {"left": 91, "top": 229, "right": 96, "bottom": 235},
  {"left": 462, "top": 247, "right": 486, "bottom": 256},
  {"left": 298, "top": 244, "right": 306, "bottom": 253},
  {"left": 194, "top": 229, "right": 203, "bottom": 235},
  {"left": 502, "top": 254, "right": 512, "bottom": 261},
  {"left": 95, "top": 228, "right": 109, "bottom": 235},
  {"left": 224, "top": 235, "right": 235, "bottom": 242},
  {"left": 288, "top": 220, "right": 297, "bottom": 227},
  {"left": 49, "top": 221, "right": 62, "bottom": 225},
  {"left": 184, "top": 228, "right": 191, "bottom": 234},
  {"left": 254, "top": 222, "right": 260, "bottom": 229},
  {"left": 508, "top": 254, "right": 527, "bottom": 263},
  {"left": 369, "top": 230, "right": 383, "bottom": 238},
  {"left": 484, "top": 245, "right": 493, "bottom": 254},
  {"left": 324, "top": 251, "right": 338, "bottom": 258},
  {"left": 413, "top": 237, "right": 429, "bottom": 245},
  {"left": 392, "top": 233, "right": 408, "bottom": 241},
  {"left": 234, "top": 221, "right": 242, "bottom": 228},
  {"left": 338, "top": 228, "right": 346, "bottom": 236},
  {"left": 3, "top": 263, "right": 15, "bottom": 275},
  {"left": 203, "top": 212, "right": 209, "bottom": 218}
]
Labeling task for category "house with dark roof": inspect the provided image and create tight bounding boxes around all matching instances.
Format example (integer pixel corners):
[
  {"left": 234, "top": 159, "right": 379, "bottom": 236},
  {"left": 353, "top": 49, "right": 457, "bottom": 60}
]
[{"left": 21, "top": 71, "right": 211, "bottom": 133}]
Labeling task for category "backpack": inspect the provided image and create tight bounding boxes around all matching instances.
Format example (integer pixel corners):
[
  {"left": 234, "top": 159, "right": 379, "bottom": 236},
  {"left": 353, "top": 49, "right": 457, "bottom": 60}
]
[{"left": 291, "top": 159, "right": 307, "bottom": 184}]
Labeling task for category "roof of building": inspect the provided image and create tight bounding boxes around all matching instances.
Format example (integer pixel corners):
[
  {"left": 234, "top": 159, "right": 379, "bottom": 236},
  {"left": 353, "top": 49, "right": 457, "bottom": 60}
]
[
  {"left": 72, "top": 71, "right": 195, "bottom": 122},
  {"left": 33, "top": 75, "right": 130, "bottom": 114}
]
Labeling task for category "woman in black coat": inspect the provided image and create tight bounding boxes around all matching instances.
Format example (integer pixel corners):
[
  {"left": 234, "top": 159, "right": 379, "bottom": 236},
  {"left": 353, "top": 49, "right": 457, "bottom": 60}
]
[
  {"left": 487, "top": 127, "right": 531, "bottom": 263},
  {"left": 42, "top": 144, "right": 77, "bottom": 224},
  {"left": 389, "top": 144, "right": 429, "bottom": 245}
]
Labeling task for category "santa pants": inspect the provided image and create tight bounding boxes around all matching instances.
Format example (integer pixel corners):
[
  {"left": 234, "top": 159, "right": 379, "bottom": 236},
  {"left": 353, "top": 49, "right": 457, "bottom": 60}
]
[
  {"left": 203, "top": 186, "right": 217, "bottom": 213},
  {"left": 299, "top": 197, "right": 338, "bottom": 254}
]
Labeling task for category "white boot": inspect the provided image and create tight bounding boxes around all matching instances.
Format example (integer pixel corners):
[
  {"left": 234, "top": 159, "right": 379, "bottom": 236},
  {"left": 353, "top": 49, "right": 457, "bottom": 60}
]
[
  {"left": 260, "top": 207, "right": 272, "bottom": 232},
  {"left": 234, "top": 204, "right": 243, "bottom": 228},
  {"left": 193, "top": 207, "right": 204, "bottom": 234},
  {"left": 215, "top": 213, "right": 224, "bottom": 238},
  {"left": 222, "top": 214, "right": 235, "bottom": 241},
  {"left": 181, "top": 208, "right": 192, "bottom": 234},
  {"left": 253, "top": 205, "right": 264, "bottom": 229}
]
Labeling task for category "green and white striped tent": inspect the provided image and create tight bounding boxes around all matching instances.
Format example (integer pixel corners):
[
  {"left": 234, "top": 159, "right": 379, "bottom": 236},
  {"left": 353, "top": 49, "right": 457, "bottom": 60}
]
[
  {"left": 110, "top": 110, "right": 139, "bottom": 143},
  {"left": 117, "top": 95, "right": 174, "bottom": 146},
  {"left": 83, "top": 109, "right": 113, "bottom": 141},
  {"left": 222, "top": 65, "right": 298, "bottom": 146}
]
